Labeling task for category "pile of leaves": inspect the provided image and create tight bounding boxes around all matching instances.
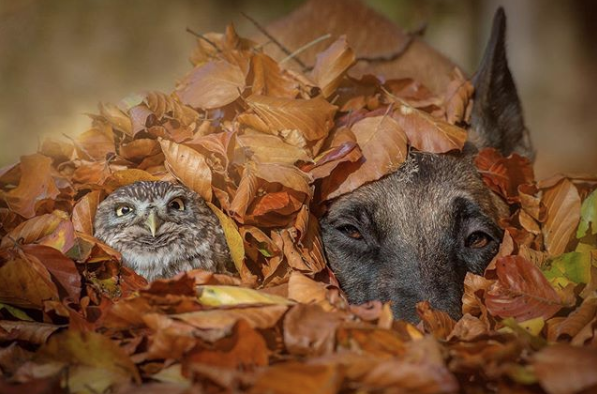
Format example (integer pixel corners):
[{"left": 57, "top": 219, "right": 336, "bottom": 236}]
[{"left": 0, "top": 24, "right": 596, "bottom": 394}]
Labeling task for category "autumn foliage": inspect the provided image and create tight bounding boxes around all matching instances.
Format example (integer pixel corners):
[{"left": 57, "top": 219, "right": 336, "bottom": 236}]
[{"left": 1, "top": 23, "right": 596, "bottom": 394}]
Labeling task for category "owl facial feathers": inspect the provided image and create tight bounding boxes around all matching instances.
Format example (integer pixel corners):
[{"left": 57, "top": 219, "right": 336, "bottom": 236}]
[{"left": 93, "top": 181, "right": 232, "bottom": 281}]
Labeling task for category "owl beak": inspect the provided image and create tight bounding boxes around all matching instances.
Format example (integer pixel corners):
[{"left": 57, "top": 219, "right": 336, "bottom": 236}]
[{"left": 145, "top": 211, "right": 162, "bottom": 237}]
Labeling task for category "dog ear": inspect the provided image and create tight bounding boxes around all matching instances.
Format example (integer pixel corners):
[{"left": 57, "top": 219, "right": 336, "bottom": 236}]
[{"left": 469, "top": 7, "right": 535, "bottom": 161}]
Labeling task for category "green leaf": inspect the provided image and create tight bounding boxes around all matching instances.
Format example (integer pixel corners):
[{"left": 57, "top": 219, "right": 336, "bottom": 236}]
[
  {"left": 543, "top": 248, "right": 592, "bottom": 285},
  {"left": 0, "top": 302, "right": 34, "bottom": 321},
  {"left": 577, "top": 189, "right": 597, "bottom": 239}
]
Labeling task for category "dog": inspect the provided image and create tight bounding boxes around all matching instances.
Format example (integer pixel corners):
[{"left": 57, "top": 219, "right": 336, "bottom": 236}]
[{"left": 260, "top": 0, "right": 534, "bottom": 321}]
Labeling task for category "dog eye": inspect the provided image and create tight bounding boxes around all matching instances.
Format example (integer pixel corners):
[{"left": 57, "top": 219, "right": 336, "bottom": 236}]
[
  {"left": 168, "top": 197, "right": 185, "bottom": 211},
  {"left": 115, "top": 205, "right": 134, "bottom": 217},
  {"left": 465, "top": 231, "right": 492, "bottom": 249},
  {"left": 337, "top": 224, "right": 363, "bottom": 240}
]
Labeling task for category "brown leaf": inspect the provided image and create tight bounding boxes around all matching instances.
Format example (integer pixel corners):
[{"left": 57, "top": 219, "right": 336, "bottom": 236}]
[
  {"left": 160, "top": 139, "right": 212, "bottom": 201},
  {"left": 250, "top": 362, "right": 343, "bottom": 394},
  {"left": 533, "top": 344, "right": 597, "bottom": 394},
  {"left": 243, "top": 95, "right": 337, "bottom": 142},
  {"left": 2, "top": 154, "right": 60, "bottom": 219},
  {"left": 416, "top": 301, "right": 457, "bottom": 340},
  {"left": 287, "top": 271, "right": 334, "bottom": 311},
  {"left": 0, "top": 249, "right": 59, "bottom": 309},
  {"left": 548, "top": 296, "right": 597, "bottom": 342},
  {"left": 360, "top": 337, "right": 458, "bottom": 393},
  {"left": 311, "top": 36, "right": 356, "bottom": 98},
  {"left": 74, "top": 121, "right": 115, "bottom": 161},
  {"left": 475, "top": 148, "right": 535, "bottom": 203},
  {"left": 102, "top": 169, "right": 160, "bottom": 193},
  {"left": 99, "top": 102, "right": 133, "bottom": 136},
  {"left": 283, "top": 304, "right": 344, "bottom": 357},
  {"left": 250, "top": 53, "right": 298, "bottom": 98},
  {"left": 447, "top": 314, "right": 489, "bottom": 341},
  {"left": 229, "top": 162, "right": 311, "bottom": 225},
  {"left": 444, "top": 68, "right": 474, "bottom": 125},
  {"left": 176, "top": 60, "right": 245, "bottom": 109},
  {"left": 23, "top": 245, "right": 81, "bottom": 303},
  {"left": 175, "top": 304, "right": 288, "bottom": 333},
  {"left": 119, "top": 139, "right": 161, "bottom": 162},
  {"left": 486, "top": 256, "right": 568, "bottom": 321},
  {"left": 326, "top": 115, "right": 407, "bottom": 199},
  {"left": 72, "top": 191, "right": 101, "bottom": 235},
  {"left": 33, "top": 330, "right": 140, "bottom": 393},
  {"left": 0, "top": 321, "right": 62, "bottom": 345},
  {"left": 542, "top": 178, "right": 581, "bottom": 256},
  {"left": 236, "top": 133, "right": 311, "bottom": 165},
  {"left": 391, "top": 102, "right": 467, "bottom": 153},
  {"left": 184, "top": 319, "right": 268, "bottom": 370},
  {"left": 1, "top": 211, "right": 74, "bottom": 254}
]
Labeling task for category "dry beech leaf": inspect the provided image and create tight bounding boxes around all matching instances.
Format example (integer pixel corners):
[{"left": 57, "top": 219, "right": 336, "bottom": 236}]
[
  {"left": 243, "top": 95, "right": 338, "bottom": 142},
  {"left": 416, "top": 301, "right": 457, "bottom": 340},
  {"left": 71, "top": 191, "right": 101, "bottom": 235},
  {"left": 250, "top": 53, "right": 298, "bottom": 98},
  {"left": 0, "top": 321, "right": 62, "bottom": 346},
  {"left": 2, "top": 154, "right": 60, "bottom": 219},
  {"left": 176, "top": 60, "right": 245, "bottom": 109},
  {"left": 99, "top": 102, "right": 133, "bottom": 136},
  {"left": 475, "top": 148, "right": 535, "bottom": 203},
  {"left": 74, "top": 122, "right": 115, "bottom": 161},
  {"left": 326, "top": 115, "right": 407, "bottom": 199},
  {"left": 0, "top": 249, "right": 59, "bottom": 309},
  {"left": 1, "top": 211, "right": 74, "bottom": 254},
  {"left": 486, "top": 256, "right": 569, "bottom": 321},
  {"left": 250, "top": 362, "right": 343, "bottom": 394},
  {"left": 533, "top": 344, "right": 597, "bottom": 394},
  {"left": 547, "top": 296, "right": 597, "bottom": 342},
  {"left": 23, "top": 245, "right": 81, "bottom": 303},
  {"left": 542, "top": 178, "right": 581, "bottom": 256},
  {"left": 160, "top": 139, "right": 212, "bottom": 201},
  {"left": 183, "top": 319, "right": 269, "bottom": 370},
  {"left": 236, "top": 133, "right": 311, "bottom": 165},
  {"left": 443, "top": 68, "right": 474, "bottom": 125},
  {"left": 391, "top": 102, "right": 467, "bottom": 153},
  {"left": 35, "top": 330, "right": 140, "bottom": 393},
  {"left": 311, "top": 35, "right": 356, "bottom": 98}
]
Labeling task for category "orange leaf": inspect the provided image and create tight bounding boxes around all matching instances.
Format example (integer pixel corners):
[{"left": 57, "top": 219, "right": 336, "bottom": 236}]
[
  {"left": 311, "top": 35, "right": 356, "bottom": 98},
  {"left": 176, "top": 60, "right": 245, "bottom": 109},
  {"left": 0, "top": 249, "right": 59, "bottom": 309},
  {"left": 474, "top": 148, "right": 535, "bottom": 203},
  {"left": 72, "top": 191, "right": 101, "bottom": 235},
  {"left": 533, "top": 344, "right": 597, "bottom": 394},
  {"left": 244, "top": 95, "right": 337, "bottom": 141},
  {"left": 160, "top": 139, "right": 212, "bottom": 201},
  {"left": 542, "top": 178, "right": 581, "bottom": 256},
  {"left": 391, "top": 103, "right": 467, "bottom": 153},
  {"left": 250, "top": 53, "right": 298, "bottom": 98},
  {"left": 327, "top": 115, "right": 407, "bottom": 199},
  {"left": 2, "top": 154, "right": 59, "bottom": 219}
]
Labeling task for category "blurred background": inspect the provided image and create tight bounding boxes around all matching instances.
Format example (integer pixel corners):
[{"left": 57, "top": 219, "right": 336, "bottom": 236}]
[{"left": 0, "top": 0, "right": 595, "bottom": 179}]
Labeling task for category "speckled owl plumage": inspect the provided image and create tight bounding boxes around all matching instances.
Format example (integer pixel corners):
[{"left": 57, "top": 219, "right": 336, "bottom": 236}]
[{"left": 93, "top": 181, "right": 233, "bottom": 281}]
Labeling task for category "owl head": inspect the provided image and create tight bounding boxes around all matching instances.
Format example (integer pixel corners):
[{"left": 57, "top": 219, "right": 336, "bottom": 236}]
[{"left": 93, "top": 181, "right": 231, "bottom": 280}]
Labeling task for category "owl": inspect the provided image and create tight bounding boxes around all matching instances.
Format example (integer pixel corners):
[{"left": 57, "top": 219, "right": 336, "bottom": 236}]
[{"left": 93, "top": 181, "right": 233, "bottom": 281}]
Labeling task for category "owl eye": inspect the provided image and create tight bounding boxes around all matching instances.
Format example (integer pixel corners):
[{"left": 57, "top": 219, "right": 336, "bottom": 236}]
[
  {"left": 168, "top": 197, "right": 185, "bottom": 211},
  {"left": 115, "top": 205, "right": 134, "bottom": 217}
]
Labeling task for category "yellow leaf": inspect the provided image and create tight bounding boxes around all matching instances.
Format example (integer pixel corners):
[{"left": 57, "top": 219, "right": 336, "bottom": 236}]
[
  {"left": 198, "top": 285, "right": 294, "bottom": 307},
  {"left": 518, "top": 317, "right": 545, "bottom": 336},
  {"left": 206, "top": 202, "right": 245, "bottom": 273}
]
